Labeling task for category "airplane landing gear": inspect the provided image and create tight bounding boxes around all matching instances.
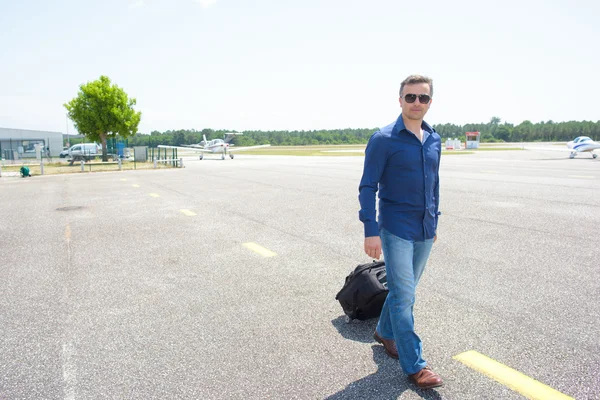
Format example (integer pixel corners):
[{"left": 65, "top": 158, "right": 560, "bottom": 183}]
[
  {"left": 569, "top": 152, "right": 576, "bottom": 159},
  {"left": 230, "top": 154, "right": 234, "bottom": 159},
  {"left": 593, "top": 153, "right": 598, "bottom": 159},
  {"left": 199, "top": 154, "right": 203, "bottom": 160}
]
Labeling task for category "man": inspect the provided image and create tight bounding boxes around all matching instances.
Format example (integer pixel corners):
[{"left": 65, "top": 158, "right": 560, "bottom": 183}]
[{"left": 358, "top": 74, "right": 442, "bottom": 389}]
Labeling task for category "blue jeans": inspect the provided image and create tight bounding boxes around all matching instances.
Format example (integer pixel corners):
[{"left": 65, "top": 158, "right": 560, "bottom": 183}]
[{"left": 376, "top": 228, "right": 434, "bottom": 375}]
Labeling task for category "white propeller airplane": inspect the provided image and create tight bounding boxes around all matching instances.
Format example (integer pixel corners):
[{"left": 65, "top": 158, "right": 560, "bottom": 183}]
[
  {"left": 567, "top": 136, "right": 600, "bottom": 159},
  {"left": 158, "top": 132, "right": 270, "bottom": 160},
  {"left": 525, "top": 136, "right": 600, "bottom": 159}
]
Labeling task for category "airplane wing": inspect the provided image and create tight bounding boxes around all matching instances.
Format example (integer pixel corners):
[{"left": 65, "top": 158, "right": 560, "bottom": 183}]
[
  {"left": 228, "top": 144, "right": 271, "bottom": 153},
  {"left": 524, "top": 146, "right": 597, "bottom": 153},
  {"left": 157, "top": 145, "right": 209, "bottom": 153},
  {"left": 523, "top": 144, "right": 598, "bottom": 160}
]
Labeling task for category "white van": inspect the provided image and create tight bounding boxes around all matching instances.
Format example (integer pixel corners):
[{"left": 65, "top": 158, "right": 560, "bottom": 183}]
[{"left": 68, "top": 143, "right": 100, "bottom": 160}]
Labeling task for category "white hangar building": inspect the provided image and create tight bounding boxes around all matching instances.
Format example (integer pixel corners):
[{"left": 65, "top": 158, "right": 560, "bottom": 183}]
[{"left": 0, "top": 127, "right": 64, "bottom": 160}]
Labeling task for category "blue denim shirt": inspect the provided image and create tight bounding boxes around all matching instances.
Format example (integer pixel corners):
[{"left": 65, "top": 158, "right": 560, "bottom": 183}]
[{"left": 358, "top": 114, "right": 441, "bottom": 241}]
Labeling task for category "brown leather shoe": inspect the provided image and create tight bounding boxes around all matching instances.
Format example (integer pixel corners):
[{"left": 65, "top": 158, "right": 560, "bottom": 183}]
[
  {"left": 408, "top": 366, "right": 443, "bottom": 389},
  {"left": 373, "top": 331, "right": 399, "bottom": 359}
]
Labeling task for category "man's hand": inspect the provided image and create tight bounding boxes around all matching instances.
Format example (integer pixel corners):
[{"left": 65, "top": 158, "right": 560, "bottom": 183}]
[
  {"left": 434, "top": 234, "right": 437, "bottom": 243},
  {"left": 364, "top": 236, "right": 382, "bottom": 260}
]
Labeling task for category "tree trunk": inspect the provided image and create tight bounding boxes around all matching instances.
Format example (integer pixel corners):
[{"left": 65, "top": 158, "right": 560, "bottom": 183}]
[{"left": 100, "top": 133, "right": 108, "bottom": 162}]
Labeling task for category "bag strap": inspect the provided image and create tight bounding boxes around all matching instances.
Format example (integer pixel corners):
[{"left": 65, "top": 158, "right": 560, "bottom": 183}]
[{"left": 353, "top": 260, "right": 385, "bottom": 276}]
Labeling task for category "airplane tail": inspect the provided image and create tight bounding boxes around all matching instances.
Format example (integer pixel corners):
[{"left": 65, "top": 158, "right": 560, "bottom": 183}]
[
  {"left": 224, "top": 132, "right": 243, "bottom": 144},
  {"left": 201, "top": 134, "right": 208, "bottom": 146}
]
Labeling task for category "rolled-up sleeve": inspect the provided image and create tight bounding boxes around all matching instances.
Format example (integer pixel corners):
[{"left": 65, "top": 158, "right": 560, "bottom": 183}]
[{"left": 358, "top": 132, "right": 386, "bottom": 237}]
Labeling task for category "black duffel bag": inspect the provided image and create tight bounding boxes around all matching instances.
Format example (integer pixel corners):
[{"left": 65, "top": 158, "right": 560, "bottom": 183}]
[{"left": 335, "top": 260, "right": 388, "bottom": 321}]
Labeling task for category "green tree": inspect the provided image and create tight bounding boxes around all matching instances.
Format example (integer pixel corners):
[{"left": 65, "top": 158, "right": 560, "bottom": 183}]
[
  {"left": 64, "top": 75, "right": 141, "bottom": 161},
  {"left": 173, "top": 131, "right": 185, "bottom": 146}
]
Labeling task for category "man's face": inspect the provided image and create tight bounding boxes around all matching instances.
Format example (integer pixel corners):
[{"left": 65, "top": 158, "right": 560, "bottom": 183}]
[{"left": 399, "top": 83, "right": 432, "bottom": 121}]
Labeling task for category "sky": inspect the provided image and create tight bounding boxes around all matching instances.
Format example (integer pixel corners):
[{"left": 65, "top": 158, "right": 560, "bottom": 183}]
[{"left": 1, "top": 0, "right": 599, "bottom": 134}]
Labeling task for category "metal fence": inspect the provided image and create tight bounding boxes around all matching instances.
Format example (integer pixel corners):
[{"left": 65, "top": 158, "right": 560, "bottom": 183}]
[{"left": 0, "top": 147, "right": 183, "bottom": 178}]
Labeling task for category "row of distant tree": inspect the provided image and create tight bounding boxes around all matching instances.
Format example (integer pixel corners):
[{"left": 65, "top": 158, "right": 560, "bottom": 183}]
[
  {"left": 434, "top": 117, "right": 600, "bottom": 143},
  {"left": 60, "top": 76, "right": 599, "bottom": 154},
  {"left": 123, "top": 117, "right": 600, "bottom": 147}
]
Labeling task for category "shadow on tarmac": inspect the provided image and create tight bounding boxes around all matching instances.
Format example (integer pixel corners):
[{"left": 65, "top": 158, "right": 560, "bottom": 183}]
[
  {"left": 331, "top": 315, "right": 378, "bottom": 343},
  {"left": 534, "top": 156, "right": 599, "bottom": 161},
  {"left": 329, "top": 316, "right": 442, "bottom": 399},
  {"left": 324, "top": 346, "right": 442, "bottom": 400}
]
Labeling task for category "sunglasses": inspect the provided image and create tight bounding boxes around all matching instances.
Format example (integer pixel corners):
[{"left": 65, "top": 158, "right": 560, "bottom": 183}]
[{"left": 402, "top": 94, "right": 431, "bottom": 104}]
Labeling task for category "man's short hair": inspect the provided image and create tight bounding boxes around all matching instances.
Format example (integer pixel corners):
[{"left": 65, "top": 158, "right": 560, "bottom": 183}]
[{"left": 399, "top": 75, "right": 433, "bottom": 97}]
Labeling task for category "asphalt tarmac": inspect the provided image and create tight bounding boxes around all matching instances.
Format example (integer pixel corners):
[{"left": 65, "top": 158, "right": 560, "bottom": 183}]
[{"left": 1, "top": 148, "right": 598, "bottom": 399}]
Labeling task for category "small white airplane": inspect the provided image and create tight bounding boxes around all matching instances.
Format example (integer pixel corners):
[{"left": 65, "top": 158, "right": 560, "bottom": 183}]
[
  {"left": 158, "top": 132, "right": 270, "bottom": 160},
  {"left": 567, "top": 136, "right": 600, "bottom": 159},
  {"left": 525, "top": 136, "right": 600, "bottom": 159}
]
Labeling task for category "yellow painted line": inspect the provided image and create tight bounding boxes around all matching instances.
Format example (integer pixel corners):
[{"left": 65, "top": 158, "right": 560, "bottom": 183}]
[
  {"left": 148, "top": 193, "right": 160, "bottom": 198},
  {"left": 242, "top": 242, "right": 277, "bottom": 258},
  {"left": 568, "top": 175, "right": 594, "bottom": 179},
  {"left": 454, "top": 351, "right": 574, "bottom": 400},
  {"left": 120, "top": 178, "right": 127, "bottom": 181},
  {"left": 65, "top": 225, "right": 71, "bottom": 241},
  {"left": 180, "top": 209, "right": 197, "bottom": 216},
  {"left": 132, "top": 184, "right": 140, "bottom": 188}
]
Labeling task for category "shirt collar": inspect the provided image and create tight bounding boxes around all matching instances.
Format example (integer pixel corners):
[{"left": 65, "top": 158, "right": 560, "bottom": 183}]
[{"left": 392, "top": 113, "right": 434, "bottom": 140}]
